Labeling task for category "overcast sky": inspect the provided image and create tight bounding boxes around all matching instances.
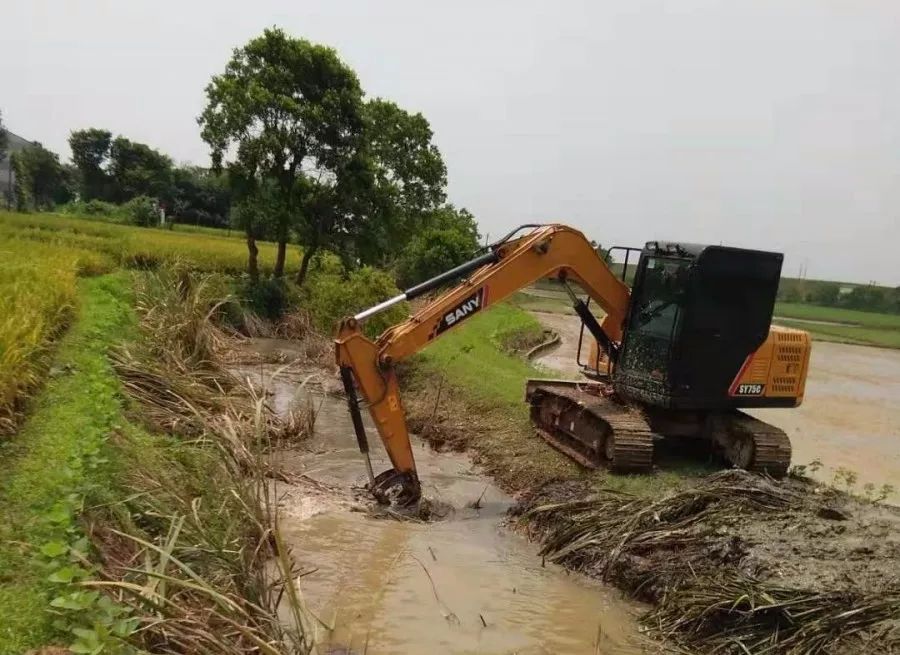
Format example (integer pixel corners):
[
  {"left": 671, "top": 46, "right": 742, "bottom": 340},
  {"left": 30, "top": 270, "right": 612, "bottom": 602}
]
[{"left": 3, "top": 0, "right": 899, "bottom": 284}]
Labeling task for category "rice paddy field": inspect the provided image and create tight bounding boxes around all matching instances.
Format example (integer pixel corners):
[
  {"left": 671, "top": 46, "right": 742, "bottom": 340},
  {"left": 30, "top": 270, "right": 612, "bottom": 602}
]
[{"left": 0, "top": 210, "right": 279, "bottom": 432}]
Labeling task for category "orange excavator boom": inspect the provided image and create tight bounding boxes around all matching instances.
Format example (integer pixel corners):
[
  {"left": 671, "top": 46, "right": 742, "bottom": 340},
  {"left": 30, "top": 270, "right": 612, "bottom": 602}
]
[{"left": 334, "top": 224, "right": 629, "bottom": 503}]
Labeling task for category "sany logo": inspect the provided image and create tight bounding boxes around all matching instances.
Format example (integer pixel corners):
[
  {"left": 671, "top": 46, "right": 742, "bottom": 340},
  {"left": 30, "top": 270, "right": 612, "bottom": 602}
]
[
  {"left": 445, "top": 295, "right": 480, "bottom": 326},
  {"left": 433, "top": 288, "right": 486, "bottom": 337}
]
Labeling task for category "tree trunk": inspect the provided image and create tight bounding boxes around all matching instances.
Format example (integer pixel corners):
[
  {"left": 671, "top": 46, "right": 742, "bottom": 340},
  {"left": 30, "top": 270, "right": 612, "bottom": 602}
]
[
  {"left": 296, "top": 245, "right": 319, "bottom": 287},
  {"left": 273, "top": 240, "right": 287, "bottom": 278},
  {"left": 246, "top": 235, "right": 259, "bottom": 284}
]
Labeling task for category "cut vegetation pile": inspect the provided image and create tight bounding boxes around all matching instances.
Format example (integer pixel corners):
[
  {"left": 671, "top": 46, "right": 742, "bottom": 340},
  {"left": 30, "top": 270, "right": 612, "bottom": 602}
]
[
  {"left": 0, "top": 265, "right": 317, "bottom": 653},
  {"left": 521, "top": 470, "right": 900, "bottom": 654},
  {"left": 93, "top": 267, "right": 314, "bottom": 653}
]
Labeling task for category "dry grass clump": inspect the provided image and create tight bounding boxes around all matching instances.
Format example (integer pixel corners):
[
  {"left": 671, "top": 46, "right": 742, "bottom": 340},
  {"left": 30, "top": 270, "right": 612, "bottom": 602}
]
[
  {"left": 525, "top": 470, "right": 900, "bottom": 654},
  {"left": 99, "top": 266, "right": 317, "bottom": 653},
  {"left": 648, "top": 572, "right": 900, "bottom": 655}
]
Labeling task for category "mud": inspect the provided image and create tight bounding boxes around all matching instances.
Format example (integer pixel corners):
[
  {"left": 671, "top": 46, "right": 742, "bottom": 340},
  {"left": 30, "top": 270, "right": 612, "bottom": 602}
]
[
  {"left": 232, "top": 341, "right": 650, "bottom": 655},
  {"left": 518, "top": 473, "right": 900, "bottom": 654},
  {"left": 531, "top": 311, "right": 900, "bottom": 502}
]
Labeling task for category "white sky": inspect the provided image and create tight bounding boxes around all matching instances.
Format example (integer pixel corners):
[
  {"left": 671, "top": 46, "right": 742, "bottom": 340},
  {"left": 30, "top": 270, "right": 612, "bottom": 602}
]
[{"left": 3, "top": 0, "right": 899, "bottom": 284}]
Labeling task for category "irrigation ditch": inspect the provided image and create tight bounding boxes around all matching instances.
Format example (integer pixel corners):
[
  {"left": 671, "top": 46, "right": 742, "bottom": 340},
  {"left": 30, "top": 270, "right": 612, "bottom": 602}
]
[{"left": 54, "top": 267, "right": 899, "bottom": 654}]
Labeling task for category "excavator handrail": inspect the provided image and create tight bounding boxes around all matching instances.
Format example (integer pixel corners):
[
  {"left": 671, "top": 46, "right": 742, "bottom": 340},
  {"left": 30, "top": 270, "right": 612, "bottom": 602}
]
[{"left": 334, "top": 223, "right": 631, "bottom": 503}]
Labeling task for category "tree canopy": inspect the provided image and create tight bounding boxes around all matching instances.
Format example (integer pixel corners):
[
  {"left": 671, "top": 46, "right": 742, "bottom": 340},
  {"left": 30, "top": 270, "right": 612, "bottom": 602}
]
[
  {"left": 199, "top": 27, "right": 366, "bottom": 280},
  {"left": 68, "top": 128, "right": 113, "bottom": 201},
  {"left": 11, "top": 144, "right": 71, "bottom": 210},
  {"left": 395, "top": 205, "right": 480, "bottom": 287},
  {"left": 199, "top": 28, "right": 460, "bottom": 285},
  {"left": 68, "top": 128, "right": 229, "bottom": 226}
]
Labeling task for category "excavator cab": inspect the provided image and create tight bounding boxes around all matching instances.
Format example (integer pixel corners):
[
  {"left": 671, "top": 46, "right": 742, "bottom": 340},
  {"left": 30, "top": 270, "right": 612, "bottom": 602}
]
[{"left": 613, "top": 241, "right": 787, "bottom": 410}]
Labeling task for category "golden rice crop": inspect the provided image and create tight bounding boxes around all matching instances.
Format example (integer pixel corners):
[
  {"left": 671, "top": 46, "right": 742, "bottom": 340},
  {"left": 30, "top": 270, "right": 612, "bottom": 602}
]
[
  {"left": 0, "top": 210, "right": 282, "bottom": 432},
  {"left": 0, "top": 237, "right": 112, "bottom": 432},
  {"left": 0, "top": 211, "right": 279, "bottom": 274}
]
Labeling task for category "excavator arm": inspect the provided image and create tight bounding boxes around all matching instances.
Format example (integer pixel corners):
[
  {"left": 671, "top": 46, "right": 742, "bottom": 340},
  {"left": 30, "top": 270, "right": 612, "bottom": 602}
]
[{"left": 334, "top": 224, "right": 631, "bottom": 503}]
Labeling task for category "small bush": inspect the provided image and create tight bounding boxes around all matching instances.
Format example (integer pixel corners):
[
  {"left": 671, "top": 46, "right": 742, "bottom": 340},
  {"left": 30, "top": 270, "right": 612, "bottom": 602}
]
[
  {"left": 124, "top": 196, "right": 159, "bottom": 227},
  {"left": 304, "top": 266, "right": 407, "bottom": 337},
  {"left": 395, "top": 228, "right": 476, "bottom": 289},
  {"left": 58, "top": 199, "right": 126, "bottom": 221},
  {"left": 240, "top": 277, "right": 295, "bottom": 320}
]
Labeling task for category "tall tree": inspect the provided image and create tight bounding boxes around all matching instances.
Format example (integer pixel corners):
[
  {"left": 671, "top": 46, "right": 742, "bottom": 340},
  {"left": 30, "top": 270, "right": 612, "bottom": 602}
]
[
  {"left": 199, "top": 28, "right": 365, "bottom": 280},
  {"left": 349, "top": 99, "right": 448, "bottom": 266},
  {"left": 68, "top": 128, "right": 112, "bottom": 200},
  {"left": 292, "top": 98, "right": 450, "bottom": 281},
  {"left": 11, "top": 144, "right": 69, "bottom": 210},
  {"left": 108, "top": 136, "right": 173, "bottom": 203},
  {"left": 394, "top": 205, "right": 480, "bottom": 287}
]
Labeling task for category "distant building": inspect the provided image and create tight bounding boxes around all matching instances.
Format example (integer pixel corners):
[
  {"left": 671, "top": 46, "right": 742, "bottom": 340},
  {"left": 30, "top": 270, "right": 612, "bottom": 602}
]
[{"left": 0, "top": 130, "right": 38, "bottom": 206}]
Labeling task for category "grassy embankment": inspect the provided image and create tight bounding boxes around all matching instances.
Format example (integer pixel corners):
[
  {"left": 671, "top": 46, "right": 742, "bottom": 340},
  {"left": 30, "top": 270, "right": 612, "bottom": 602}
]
[
  {"left": 0, "top": 274, "right": 133, "bottom": 652},
  {"left": 0, "top": 212, "right": 309, "bottom": 653},
  {"left": 774, "top": 301, "right": 900, "bottom": 349},
  {"left": 405, "top": 302, "right": 712, "bottom": 497},
  {"left": 0, "top": 271, "right": 309, "bottom": 654},
  {"left": 0, "top": 210, "right": 281, "bottom": 431}
]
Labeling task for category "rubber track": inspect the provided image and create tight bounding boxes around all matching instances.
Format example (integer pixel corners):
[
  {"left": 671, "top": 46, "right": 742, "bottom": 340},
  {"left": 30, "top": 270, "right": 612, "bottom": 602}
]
[
  {"left": 531, "top": 384, "right": 654, "bottom": 472},
  {"left": 730, "top": 411, "right": 792, "bottom": 477}
]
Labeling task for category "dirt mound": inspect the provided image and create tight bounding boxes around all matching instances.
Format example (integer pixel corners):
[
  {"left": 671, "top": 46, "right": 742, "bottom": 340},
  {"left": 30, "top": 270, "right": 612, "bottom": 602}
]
[{"left": 516, "top": 470, "right": 900, "bottom": 654}]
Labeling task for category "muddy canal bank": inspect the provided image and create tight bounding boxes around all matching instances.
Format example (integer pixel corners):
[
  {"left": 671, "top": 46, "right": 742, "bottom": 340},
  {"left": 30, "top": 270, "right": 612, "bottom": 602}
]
[{"left": 231, "top": 341, "right": 649, "bottom": 655}]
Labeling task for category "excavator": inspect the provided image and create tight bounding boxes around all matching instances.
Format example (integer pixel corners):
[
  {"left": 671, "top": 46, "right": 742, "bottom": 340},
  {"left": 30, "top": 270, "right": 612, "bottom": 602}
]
[{"left": 335, "top": 224, "right": 811, "bottom": 504}]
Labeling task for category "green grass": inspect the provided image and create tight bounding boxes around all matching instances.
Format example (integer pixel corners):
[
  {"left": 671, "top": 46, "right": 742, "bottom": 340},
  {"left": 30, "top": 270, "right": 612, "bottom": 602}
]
[
  {"left": 0, "top": 273, "right": 135, "bottom": 653},
  {"left": 417, "top": 303, "right": 550, "bottom": 408},
  {"left": 776, "top": 319, "right": 900, "bottom": 349},
  {"left": 773, "top": 303, "right": 900, "bottom": 348},
  {"left": 509, "top": 290, "right": 575, "bottom": 315},
  {"left": 774, "top": 302, "right": 900, "bottom": 330},
  {"left": 165, "top": 222, "right": 242, "bottom": 239}
]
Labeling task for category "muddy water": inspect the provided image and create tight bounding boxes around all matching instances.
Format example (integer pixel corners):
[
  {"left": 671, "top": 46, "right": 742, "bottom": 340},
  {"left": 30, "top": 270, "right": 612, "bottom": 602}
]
[
  {"left": 531, "top": 312, "right": 900, "bottom": 503},
  {"left": 749, "top": 341, "right": 900, "bottom": 501},
  {"left": 233, "top": 352, "right": 647, "bottom": 654}
]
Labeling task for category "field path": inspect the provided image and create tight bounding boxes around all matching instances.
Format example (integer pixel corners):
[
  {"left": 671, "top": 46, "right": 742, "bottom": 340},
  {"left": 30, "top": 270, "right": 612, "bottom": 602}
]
[{"left": 530, "top": 311, "right": 900, "bottom": 502}]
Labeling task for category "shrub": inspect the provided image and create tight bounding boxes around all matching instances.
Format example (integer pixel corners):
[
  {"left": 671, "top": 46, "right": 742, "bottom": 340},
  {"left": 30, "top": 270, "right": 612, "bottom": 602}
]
[
  {"left": 57, "top": 200, "right": 127, "bottom": 222},
  {"left": 239, "top": 277, "right": 295, "bottom": 320},
  {"left": 395, "top": 227, "right": 478, "bottom": 289},
  {"left": 304, "top": 266, "right": 407, "bottom": 338},
  {"left": 124, "top": 196, "right": 159, "bottom": 227}
]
